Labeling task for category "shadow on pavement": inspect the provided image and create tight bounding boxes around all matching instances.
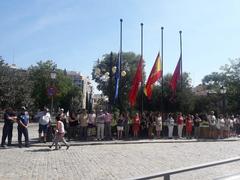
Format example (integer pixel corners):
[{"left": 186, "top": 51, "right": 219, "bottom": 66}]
[{"left": 25, "top": 148, "right": 52, "bottom": 152}]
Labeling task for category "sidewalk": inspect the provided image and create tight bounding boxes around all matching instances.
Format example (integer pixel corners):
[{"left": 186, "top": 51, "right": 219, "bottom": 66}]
[{"left": 1, "top": 122, "right": 240, "bottom": 147}]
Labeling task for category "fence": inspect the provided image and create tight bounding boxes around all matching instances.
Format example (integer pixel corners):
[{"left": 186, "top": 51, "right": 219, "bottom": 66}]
[{"left": 131, "top": 156, "right": 240, "bottom": 180}]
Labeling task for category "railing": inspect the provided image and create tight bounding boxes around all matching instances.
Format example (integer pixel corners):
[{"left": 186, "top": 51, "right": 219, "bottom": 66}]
[{"left": 130, "top": 156, "right": 240, "bottom": 180}]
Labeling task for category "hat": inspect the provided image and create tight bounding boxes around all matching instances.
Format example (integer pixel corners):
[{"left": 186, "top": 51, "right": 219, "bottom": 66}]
[
  {"left": 44, "top": 107, "right": 49, "bottom": 112},
  {"left": 60, "top": 108, "right": 64, "bottom": 111}
]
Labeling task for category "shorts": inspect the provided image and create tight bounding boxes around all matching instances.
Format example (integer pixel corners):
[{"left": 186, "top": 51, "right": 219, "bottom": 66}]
[
  {"left": 39, "top": 124, "right": 48, "bottom": 134},
  {"left": 117, "top": 126, "right": 123, "bottom": 131}
]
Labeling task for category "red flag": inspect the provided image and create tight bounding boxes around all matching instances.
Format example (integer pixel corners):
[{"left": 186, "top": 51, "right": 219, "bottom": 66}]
[
  {"left": 129, "top": 57, "right": 143, "bottom": 107},
  {"left": 144, "top": 53, "right": 162, "bottom": 99},
  {"left": 170, "top": 55, "right": 181, "bottom": 92}
]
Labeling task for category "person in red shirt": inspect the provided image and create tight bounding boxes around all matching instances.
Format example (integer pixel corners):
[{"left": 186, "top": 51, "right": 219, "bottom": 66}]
[
  {"left": 177, "top": 112, "right": 184, "bottom": 138},
  {"left": 132, "top": 112, "right": 140, "bottom": 139},
  {"left": 186, "top": 114, "right": 193, "bottom": 139}
]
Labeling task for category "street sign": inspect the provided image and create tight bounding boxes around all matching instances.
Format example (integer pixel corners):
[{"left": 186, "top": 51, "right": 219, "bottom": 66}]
[{"left": 47, "top": 86, "right": 57, "bottom": 96}]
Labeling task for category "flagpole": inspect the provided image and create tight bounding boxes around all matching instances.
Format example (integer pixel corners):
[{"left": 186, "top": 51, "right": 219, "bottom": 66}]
[
  {"left": 120, "top": 19, "right": 123, "bottom": 75},
  {"left": 179, "top": 30, "right": 183, "bottom": 89},
  {"left": 140, "top": 23, "right": 144, "bottom": 114},
  {"left": 119, "top": 18, "right": 123, "bottom": 110},
  {"left": 161, "top": 27, "right": 164, "bottom": 113}
]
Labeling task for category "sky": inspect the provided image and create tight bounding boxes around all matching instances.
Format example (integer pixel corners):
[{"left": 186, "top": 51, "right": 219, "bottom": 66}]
[{"left": 1, "top": 0, "right": 240, "bottom": 92}]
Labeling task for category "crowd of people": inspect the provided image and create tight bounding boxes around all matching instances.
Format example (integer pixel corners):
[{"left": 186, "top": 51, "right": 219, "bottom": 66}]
[{"left": 1, "top": 107, "right": 240, "bottom": 149}]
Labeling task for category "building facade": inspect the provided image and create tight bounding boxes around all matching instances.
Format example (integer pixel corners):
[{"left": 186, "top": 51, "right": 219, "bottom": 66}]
[{"left": 67, "top": 71, "right": 93, "bottom": 110}]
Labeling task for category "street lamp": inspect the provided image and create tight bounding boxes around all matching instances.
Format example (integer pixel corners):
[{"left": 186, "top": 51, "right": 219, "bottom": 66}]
[
  {"left": 220, "top": 86, "right": 227, "bottom": 113},
  {"left": 50, "top": 68, "right": 57, "bottom": 114}
]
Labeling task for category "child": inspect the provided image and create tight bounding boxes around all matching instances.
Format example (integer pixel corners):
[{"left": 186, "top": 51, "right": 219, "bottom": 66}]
[{"left": 49, "top": 116, "right": 70, "bottom": 150}]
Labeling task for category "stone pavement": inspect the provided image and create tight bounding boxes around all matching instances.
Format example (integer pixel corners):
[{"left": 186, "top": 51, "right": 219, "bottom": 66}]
[{"left": 0, "top": 123, "right": 240, "bottom": 180}]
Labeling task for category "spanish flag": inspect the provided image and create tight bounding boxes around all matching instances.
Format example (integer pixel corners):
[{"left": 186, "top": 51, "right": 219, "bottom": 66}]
[{"left": 144, "top": 52, "right": 162, "bottom": 99}]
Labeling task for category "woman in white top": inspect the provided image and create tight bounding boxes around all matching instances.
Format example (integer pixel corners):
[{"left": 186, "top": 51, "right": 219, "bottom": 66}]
[
  {"left": 218, "top": 114, "right": 225, "bottom": 139},
  {"left": 167, "top": 113, "right": 175, "bottom": 139},
  {"left": 155, "top": 112, "right": 162, "bottom": 138}
]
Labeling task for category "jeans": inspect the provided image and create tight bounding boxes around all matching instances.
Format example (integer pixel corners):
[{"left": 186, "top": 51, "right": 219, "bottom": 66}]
[
  {"left": 97, "top": 123, "right": 104, "bottom": 140},
  {"left": 104, "top": 122, "right": 112, "bottom": 139},
  {"left": 178, "top": 124, "right": 183, "bottom": 138},
  {"left": 1, "top": 123, "right": 13, "bottom": 145},
  {"left": 17, "top": 126, "right": 29, "bottom": 146},
  {"left": 168, "top": 125, "right": 174, "bottom": 138}
]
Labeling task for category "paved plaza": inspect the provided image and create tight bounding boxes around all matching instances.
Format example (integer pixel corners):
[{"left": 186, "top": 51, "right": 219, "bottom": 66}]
[{"left": 0, "top": 123, "right": 240, "bottom": 180}]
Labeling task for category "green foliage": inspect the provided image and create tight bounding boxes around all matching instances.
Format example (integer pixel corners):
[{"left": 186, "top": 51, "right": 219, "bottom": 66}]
[
  {"left": 28, "top": 60, "right": 82, "bottom": 112},
  {"left": 92, "top": 52, "right": 143, "bottom": 112},
  {"left": 201, "top": 58, "right": 240, "bottom": 113},
  {"left": 0, "top": 57, "right": 33, "bottom": 109},
  {"left": 143, "top": 72, "right": 195, "bottom": 114}
]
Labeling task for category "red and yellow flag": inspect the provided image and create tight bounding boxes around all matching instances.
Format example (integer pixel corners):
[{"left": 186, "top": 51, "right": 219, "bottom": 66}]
[{"left": 144, "top": 53, "right": 162, "bottom": 99}]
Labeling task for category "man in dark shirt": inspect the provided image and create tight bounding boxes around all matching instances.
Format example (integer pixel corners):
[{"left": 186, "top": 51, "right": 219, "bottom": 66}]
[
  {"left": 17, "top": 107, "right": 29, "bottom": 148},
  {"left": 1, "top": 108, "right": 16, "bottom": 147},
  {"left": 194, "top": 113, "right": 202, "bottom": 139}
]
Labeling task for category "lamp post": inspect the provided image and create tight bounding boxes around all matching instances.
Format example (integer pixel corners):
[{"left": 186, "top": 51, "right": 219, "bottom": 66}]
[
  {"left": 220, "top": 86, "right": 227, "bottom": 113},
  {"left": 50, "top": 68, "right": 57, "bottom": 114}
]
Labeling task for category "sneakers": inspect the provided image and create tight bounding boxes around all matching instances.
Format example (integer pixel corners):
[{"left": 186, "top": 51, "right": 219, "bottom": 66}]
[{"left": 66, "top": 145, "right": 70, "bottom": 150}]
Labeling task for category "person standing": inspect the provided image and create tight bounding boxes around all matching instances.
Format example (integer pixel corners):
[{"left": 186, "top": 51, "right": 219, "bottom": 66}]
[
  {"left": 147, "top": 112, "right": 155, "bottom": 139},
  {"left": 87, "top": 110, "right": 96, "bottom": 139},
  {"left": 194, "top": 113, "right": 202, "bottom": 139},
  {"left": 167, "top": 113, "right": 175, "bottom": 139},
  {"left": 155, "top": 112, "right": 162, "bottom": 139},
  {"left": 1, "top": 108, "right": 17, "bottom": 147},
  {"left": 177, "top": 112, "right": 184, "bottom": 139},
  {"left": 117, "top": 113, "right": 124, "bottom": 140},
  {"left": 36, "top": 107, "right": 51, "bottom": 143},
  {"left": 104, "top": 111, "right": 112, "bottom": 140},
  {"left": 49, "top": 116, "right": 70, "bottom": 150},
  {"left": 123, "top": 112, "right": 130, "bottom": 139},
  {"left": 132, "top": 112, "right": 140, "bottom": 139},
  {"left": 67, "top": 111, "right": 78, "bottom": 141},
  {"left": 185, "top": 114, "right": 193, "bottom": 139},
  {"left": 96, "top": 110, "right": 105, "bottom": 140},
  {"left": 208, "top": 111, "right": 217, "bottom": 138},
  {"left": 17, "top": 107, "right": 30, "bottom": 148},
  {"left": 219, "top": 114, "right": 225, "bottom": 139},
  {"left": 79, "top": 109, "right": 88, "bottom": 140}
]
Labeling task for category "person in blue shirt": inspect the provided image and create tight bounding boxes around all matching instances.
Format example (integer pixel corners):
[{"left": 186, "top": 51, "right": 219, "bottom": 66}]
[{"left": 17, "top": 107, "right": 29, "bottom": 148}]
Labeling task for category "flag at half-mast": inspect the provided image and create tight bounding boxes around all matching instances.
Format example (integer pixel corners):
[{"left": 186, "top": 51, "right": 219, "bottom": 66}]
[
  {"left": 144, "top": 52, "right": 162, "bottom": 99},
  {"left": 128, "top": 57, "right": 143, "bottom": 107},
  {"left": 114, "top": 53, "right": 120, "bottom": 101},
  {"left": 170, "top": 54, "right": 182, "bottom": 92}
]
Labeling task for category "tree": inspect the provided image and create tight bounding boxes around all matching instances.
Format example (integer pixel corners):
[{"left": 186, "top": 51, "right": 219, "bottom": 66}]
[
  {"left": 0, "top": 57, "right": 33, "bottom": 109},
  {"left": 143, "top": 72, "right": 195, "bottom": 114},
  {"left": 92, "top": 52, "right": 144, "bottom": 112},
  {"left": 28, "top": 60, "right": 82, "bottom": 112}
]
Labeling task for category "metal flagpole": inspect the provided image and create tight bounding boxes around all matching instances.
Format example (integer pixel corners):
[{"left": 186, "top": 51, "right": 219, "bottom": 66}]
[
  {"left": 161, "top": 27, "right": 164, "bottom": 113},
  {"left": 141, "top": 23, "right": 144, "bottom": 114},
  {"left": 119, "top": 18, "right": 123, "bottom": 110},
  {"left": 179, "top": 30, "right": 183, "bottom": 89}
]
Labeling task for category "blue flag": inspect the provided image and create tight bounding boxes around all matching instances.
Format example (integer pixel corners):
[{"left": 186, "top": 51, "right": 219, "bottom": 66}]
[{"left": 114, "top": 53, "right": 121, "bottom": 101}]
